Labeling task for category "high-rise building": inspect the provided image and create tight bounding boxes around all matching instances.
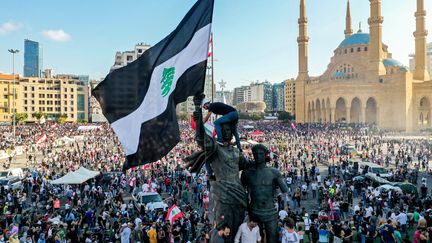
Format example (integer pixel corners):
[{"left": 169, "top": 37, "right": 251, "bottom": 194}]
[
  {"left": 110, "top": 43, "right": 151, "bottom": 72},
  {"left": 285, "top": 79, "right": 296, "bottom": 115},
  {"left": 249, "top": 81, "right": 273, "bottom": 111},
  {"left": 0, "top": 74, "right": 89, "bottom": 122},
  {"left": 272, "top": 82, "right": 285, "bottom": 112},
  {"left": 43, "top": 69, "right": 53, "bottom": 78},
  {"left": 24, "top": 39, "right": 43, "bottom": 77},
  {"left": 233, "top": 85, "right": 251, "bottom": 106},
  {"left": 409, "top": 42, "right": 432, "bottom": 76},
  {"left": 56, "top": 74, "right": 90, "bottom": 86}
]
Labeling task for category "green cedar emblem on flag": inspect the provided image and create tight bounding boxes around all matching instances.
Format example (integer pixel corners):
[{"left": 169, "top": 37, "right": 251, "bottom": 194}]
[{"left": 161, "top": 67, "right": 175, "bottom": 97}]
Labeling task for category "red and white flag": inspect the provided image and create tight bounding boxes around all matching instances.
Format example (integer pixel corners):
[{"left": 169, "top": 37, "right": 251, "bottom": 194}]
[
  {"left": 166, "top": 204, "right": 183, "bottom": 224},
  {"left": 36, "top": 134, "right": 48, "bottom": 144},
  {"left": 208, "top": 34, "right": 213, "bottom": 58},
  {"left": 291, "top": 122, "right": 297, "bottom": 130},
  {"left": 50, "top": 123, "right": 58, "bottom": 129}
]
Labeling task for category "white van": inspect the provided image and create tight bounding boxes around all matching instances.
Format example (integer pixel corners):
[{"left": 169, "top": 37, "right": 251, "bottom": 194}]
[{"left": 360, "top": 162, "right": 392, "bottom": 179}]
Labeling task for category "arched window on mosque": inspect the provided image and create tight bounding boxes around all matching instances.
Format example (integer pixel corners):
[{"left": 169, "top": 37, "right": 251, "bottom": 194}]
[
  {"left": 357, "top": 47, "right": 361, "bottom": 52},
  {"left": 344, "top": 49, "right": 347, "bottom": 54},
  {"left": 351, "top": 48, "right": 354, "bottom": 53},
  {"left": 364, "top": 47, "right": 368, "bottom": 51}
]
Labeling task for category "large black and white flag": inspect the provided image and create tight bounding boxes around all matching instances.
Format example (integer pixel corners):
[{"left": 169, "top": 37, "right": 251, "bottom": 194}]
[{"left": 93, "top": 0, "right": 214, "bottom": 170}]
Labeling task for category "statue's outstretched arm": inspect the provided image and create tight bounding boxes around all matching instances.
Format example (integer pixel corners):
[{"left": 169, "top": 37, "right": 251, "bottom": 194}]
[{"left": 239, "top": 155, "right": 253, "bottom": 171}]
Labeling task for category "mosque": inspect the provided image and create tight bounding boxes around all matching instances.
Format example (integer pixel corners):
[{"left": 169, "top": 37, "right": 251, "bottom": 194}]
[{"left": 294, "top": 0, "right": 432, "bottom": 131}]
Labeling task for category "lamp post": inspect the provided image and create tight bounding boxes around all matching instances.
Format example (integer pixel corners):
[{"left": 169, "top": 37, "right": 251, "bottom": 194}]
[{"left": 8, "top": 49, "right": 19, "bottom": 143}]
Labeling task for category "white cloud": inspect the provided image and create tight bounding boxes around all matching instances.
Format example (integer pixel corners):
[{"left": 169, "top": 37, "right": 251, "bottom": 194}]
[
  {"left": 0, "top": 21, "right": 21, "bottom": 35},
  {"left": 41, "top": 29, "right": 71, "bottom": 42}
]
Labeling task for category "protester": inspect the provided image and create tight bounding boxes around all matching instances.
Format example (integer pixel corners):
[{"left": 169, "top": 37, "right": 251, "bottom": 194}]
[{"left": 0, "top": 121, "right": 431, "bottom": 242}]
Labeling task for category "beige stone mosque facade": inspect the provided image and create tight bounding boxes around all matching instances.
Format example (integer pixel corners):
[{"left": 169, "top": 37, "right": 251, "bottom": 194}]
[{"left": 294, "top": 0, "right": 432, "bottom": 131}]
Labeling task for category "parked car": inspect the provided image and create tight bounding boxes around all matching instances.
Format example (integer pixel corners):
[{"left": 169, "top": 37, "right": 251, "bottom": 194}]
[
  {"left": 132, "top": 191, "right": 168, "bottom": 212},
  {"left": 0, "top": 176, "right": 23, "bottom": 191},
  {"left": 360, "top": 162, "right": 393, "bottom": 179},
  {"left": 341, "top": 144, "right": 358, "bottom": 157},
  {"left": 0, "top": 168, "right": 24, "bottom": 179}
]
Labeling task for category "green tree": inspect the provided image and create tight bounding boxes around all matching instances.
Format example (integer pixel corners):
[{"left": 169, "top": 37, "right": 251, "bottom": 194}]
[
  {"left": 12, "top": 113, "right": 28, "bottom": 124},
  {"left": 278, "top": 111, "right": 290, "bottom": 120},
  {"left": 251, "top": 113, "right": 264, "bottom": 121},
  {"left": 278, "top": 111, "right": 295, "bottom": 121},
  {"left": 56, "top": 113, "right": 68, "bottom": 124},
  {"left": 32, "top": 111, "right": 48, "bottom": 121},
  {"left": 239, "top": 112, "right": 251, "bottom": 120}
]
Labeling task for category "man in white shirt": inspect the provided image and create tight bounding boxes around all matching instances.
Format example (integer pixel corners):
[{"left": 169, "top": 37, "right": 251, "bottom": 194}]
[
  {"left": 365, "top": 205, "right": 373, "bottom": 218},
  {"left": 311, "top": 181, "right": 318, "bottom": 199},
  {"left": 316, "top": 173, "right": 322, "bottom": 183},
  {"left": 396, "top": 211, "right": 408, "bottom": 237},
  {"left": 279, "top": 207, "right": 288, "bottom": 221},
  {"left": 303, "top": 213, "right": 312, "bottom": 242},
  {"left": 234, "top": 218, "right": 261, "bottom": 243},
  {"left": 120, "top": 223, "right": 132, "bottom": 243}
]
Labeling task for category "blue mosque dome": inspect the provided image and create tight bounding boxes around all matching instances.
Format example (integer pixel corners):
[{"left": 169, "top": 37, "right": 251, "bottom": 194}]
[
  {"left": 338, "top": 33, "right": 370, "bottom": 48},
  {"left": 383, "top": 58, "right": 404, "bottom": 67}
]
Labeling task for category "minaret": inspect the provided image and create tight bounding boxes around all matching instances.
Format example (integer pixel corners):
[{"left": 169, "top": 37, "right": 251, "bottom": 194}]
[
  {"left": 295, "top": 0, "right": 309, "bottom": 123},
  {"left": 344, "top": 0, "right": 353, "bottom": 38},
  {"left": 297, "top": 0, "right": 309, "bottom": 78},
  {"left": 413, "top": 0, "right": 430, "bottom": 80},
  {"left": 368, "top": 0, "right": 386, "bottom": 76}
]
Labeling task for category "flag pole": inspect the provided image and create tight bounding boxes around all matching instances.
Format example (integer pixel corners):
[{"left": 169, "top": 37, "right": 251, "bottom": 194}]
[{"left": 211, "top": 32, "right": 214, "bottom": 102}]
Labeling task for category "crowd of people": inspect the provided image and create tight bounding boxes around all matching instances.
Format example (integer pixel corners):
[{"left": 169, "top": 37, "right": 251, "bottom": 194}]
[{"left": 0, "top": 121, "right": 431, "bottom": 242}]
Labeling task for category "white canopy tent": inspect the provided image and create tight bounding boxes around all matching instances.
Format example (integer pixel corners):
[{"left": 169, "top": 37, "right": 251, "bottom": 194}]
[
  {"left": 51, "top": 171, "right": 89, "bottom": 185},
  {"left": 77, "top": 125, "right": 101, "bottom": 131},
  {"left": 50, "top": 167, "right": 100, "bottom": 185},
  {"left": 76, "top": 167, "right": 100, "bottom": 178}
]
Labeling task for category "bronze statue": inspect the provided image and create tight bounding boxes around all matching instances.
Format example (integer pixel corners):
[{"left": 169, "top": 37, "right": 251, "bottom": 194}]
[
  {"left": 185, "top": 94, "right": 249, "bottom": 243},
  {"left": 241, "top": 144, "right": 289, "bottom": 243}
]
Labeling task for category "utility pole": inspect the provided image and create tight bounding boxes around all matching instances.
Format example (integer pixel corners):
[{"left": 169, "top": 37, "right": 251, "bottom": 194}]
[{"left": 8, "top": 49, "right": 19, "bottom": 144}]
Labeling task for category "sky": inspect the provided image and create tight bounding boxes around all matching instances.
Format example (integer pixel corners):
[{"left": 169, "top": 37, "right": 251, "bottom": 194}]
[{"left": 0, "top": 0, "right": 431, "bottom": 91}]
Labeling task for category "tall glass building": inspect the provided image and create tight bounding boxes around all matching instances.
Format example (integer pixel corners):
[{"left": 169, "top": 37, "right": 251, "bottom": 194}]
[{"left": 24, "top": 39, "right": 43, "bottom": 77}]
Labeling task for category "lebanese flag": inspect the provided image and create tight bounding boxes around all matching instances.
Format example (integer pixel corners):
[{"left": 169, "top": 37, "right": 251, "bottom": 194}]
[
  {"left": 36, "top": 134, "right": 48, "bottom": 144},
  {"left": 204, "top": 122, "right": 216, "bottom": 137},
  {"left": 92, "top": 0, "right": 214, "bottom": 171},
  {"left": 291, "top": 122, "right": 296, "bottom": 129},
  {"left": 50, "top": 123, "right": 58, "bottom": 129},
  {"left": 166, "top": 204, "right": 183, "bottom": 223}
]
